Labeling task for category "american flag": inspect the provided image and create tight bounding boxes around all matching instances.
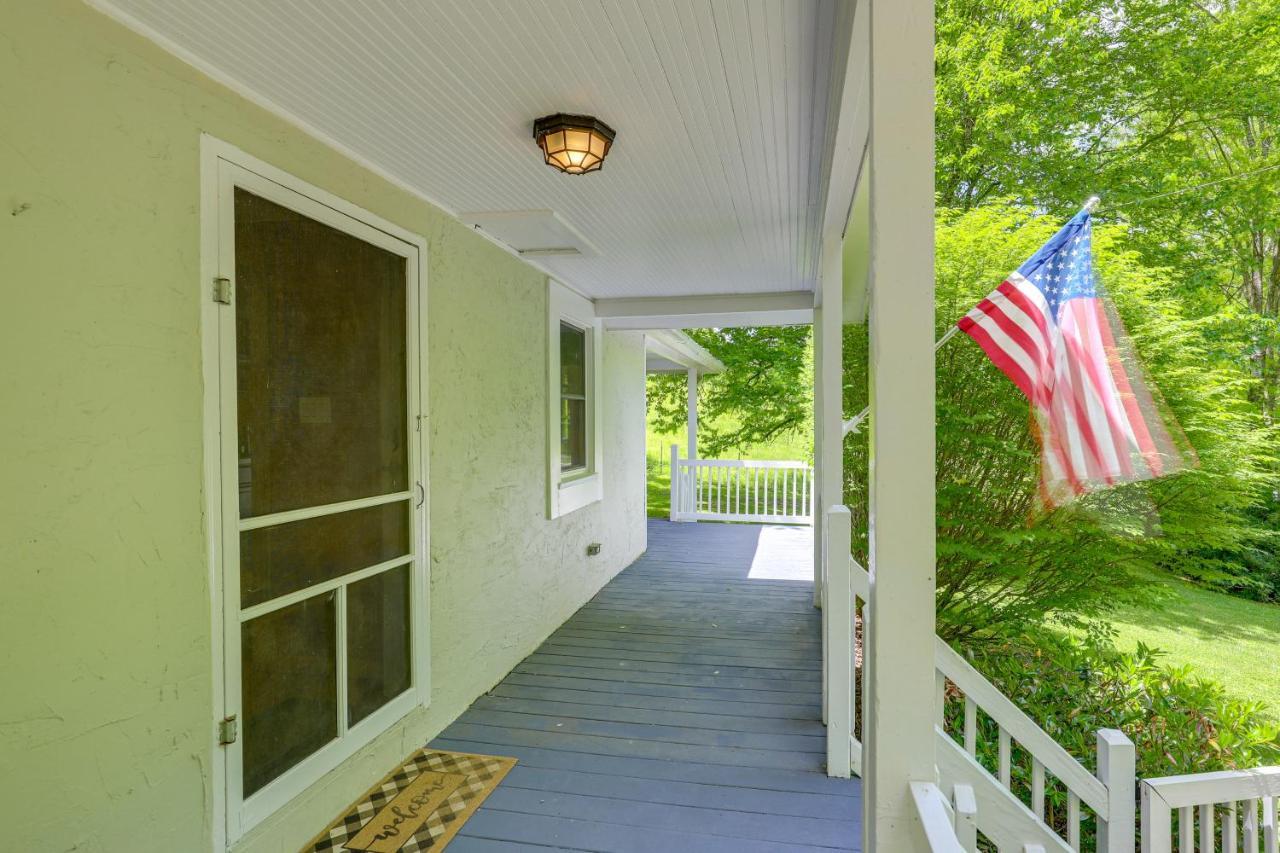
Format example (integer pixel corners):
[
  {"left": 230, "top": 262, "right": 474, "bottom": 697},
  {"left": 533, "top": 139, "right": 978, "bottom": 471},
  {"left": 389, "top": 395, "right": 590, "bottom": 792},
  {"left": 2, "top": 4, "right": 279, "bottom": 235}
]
[{"left": 957, "top": 208, "right": 1190, "bottom": 509}]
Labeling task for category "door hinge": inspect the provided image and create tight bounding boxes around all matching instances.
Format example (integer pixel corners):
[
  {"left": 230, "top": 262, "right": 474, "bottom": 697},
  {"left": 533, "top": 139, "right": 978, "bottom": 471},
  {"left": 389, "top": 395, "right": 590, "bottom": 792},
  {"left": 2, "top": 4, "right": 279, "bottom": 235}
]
[
  {"left": 218, "top": 715, "right": 238, "bottom": 746},
  {"left": 213, "top": 277, "right": 233, "bottom": 305}
]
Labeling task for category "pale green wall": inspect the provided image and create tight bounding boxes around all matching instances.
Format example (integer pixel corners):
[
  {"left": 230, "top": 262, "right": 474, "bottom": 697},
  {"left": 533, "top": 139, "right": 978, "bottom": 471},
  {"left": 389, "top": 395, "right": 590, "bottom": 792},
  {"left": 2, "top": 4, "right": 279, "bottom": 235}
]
[{"left": 0, "top": 3, "right": 647, "bottom": 851}]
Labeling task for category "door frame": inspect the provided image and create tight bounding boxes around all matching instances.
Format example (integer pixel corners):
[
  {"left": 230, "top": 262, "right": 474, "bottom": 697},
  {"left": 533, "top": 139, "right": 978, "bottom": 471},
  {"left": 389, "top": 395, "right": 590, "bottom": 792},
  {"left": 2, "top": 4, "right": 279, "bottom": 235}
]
[{"left": 199, "top": 135, "right": 430, "bottom": 849}]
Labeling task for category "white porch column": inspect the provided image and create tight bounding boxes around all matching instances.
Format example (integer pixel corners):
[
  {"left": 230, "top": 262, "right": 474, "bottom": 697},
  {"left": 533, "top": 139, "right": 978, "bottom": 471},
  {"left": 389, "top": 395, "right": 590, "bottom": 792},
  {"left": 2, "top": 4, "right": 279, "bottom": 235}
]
[
  {"left": 815, "top": 228, "right": 846, "bottom": 743},
  {"left": 863, "top": 0, "right": 936, "bottom": 849},
  {"left": 813, "top": 309, "right": 826, "bottom": 612},
  {"left": 686, "top": 367, "right": 698, "bottom": 461}
]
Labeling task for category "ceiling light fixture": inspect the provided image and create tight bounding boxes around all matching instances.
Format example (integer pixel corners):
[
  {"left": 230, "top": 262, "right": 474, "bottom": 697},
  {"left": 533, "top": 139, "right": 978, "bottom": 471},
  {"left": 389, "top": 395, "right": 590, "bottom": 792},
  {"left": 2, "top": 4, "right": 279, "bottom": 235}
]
[{"left": 533, "top": 114, "right": 616, "bottom": 175}]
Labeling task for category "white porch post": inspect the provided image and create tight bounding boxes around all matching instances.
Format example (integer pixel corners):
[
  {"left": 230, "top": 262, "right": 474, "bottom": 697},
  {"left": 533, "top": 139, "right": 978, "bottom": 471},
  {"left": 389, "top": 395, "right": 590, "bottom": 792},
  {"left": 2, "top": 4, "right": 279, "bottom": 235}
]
[
  {"left": 686, "top": 367, "right": 698, "bottom": 462},
  {"left": 817, "top": 232, "right": 849, "bottom": 771},
  {"left": 813, "top": 315, "right": 826, "bottom": 611},
  {"left": 863, "top": 0, "right": 936, "bottom": 849},
  {"left": 669, "top": 443, "right": 680, "bottom": 522}
]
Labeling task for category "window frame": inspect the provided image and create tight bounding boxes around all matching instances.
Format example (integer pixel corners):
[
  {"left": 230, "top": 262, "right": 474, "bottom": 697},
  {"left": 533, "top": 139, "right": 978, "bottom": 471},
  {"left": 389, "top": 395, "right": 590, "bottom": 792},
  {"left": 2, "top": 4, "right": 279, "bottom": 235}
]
[{"left": 547, "top": 280, "right": 604, "bottom": 517}]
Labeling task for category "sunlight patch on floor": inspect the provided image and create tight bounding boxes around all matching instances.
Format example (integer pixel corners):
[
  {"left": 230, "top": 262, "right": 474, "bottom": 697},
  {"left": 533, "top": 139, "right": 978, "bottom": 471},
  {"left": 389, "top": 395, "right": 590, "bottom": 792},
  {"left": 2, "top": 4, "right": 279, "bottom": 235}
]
[{"left": 748, "top": 524, "right": 815, "bottom": 580}]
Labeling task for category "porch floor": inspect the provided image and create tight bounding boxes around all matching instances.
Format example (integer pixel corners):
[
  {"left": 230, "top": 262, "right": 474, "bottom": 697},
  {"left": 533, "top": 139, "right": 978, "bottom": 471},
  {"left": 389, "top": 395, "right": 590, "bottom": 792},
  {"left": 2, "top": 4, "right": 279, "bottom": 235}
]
[{"left": 430, "top": 520, "right": 861, "bottom": 852}]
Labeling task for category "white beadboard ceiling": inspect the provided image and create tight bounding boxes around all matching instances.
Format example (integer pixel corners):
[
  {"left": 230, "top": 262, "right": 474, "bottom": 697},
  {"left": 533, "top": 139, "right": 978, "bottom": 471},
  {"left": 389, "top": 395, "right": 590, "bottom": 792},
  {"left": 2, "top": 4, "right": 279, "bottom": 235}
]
[{"left": 96, "top": 0, "right": 844, "bottom": 300}]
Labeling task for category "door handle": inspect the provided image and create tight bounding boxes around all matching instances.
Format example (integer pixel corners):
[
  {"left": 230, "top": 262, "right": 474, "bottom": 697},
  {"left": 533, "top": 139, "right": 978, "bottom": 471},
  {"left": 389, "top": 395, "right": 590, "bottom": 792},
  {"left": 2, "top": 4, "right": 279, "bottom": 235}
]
[{"left": 415, "top": 481, "right": 425, "bottom": 508}]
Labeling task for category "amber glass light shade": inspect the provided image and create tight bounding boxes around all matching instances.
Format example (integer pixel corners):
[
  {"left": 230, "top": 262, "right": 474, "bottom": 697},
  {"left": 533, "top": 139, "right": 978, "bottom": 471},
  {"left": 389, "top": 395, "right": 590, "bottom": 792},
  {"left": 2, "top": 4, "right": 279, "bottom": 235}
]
[{"left": 533, "top": 114, "right": 616, "bottom": 174}]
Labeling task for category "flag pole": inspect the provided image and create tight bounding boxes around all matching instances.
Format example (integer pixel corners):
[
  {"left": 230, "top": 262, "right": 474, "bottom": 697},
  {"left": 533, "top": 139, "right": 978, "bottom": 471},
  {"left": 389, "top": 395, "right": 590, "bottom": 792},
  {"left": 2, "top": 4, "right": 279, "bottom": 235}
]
[
  {"left": 842, "top": 330, "right": 958, "bottom": 435},
  {"left": 841, "top": 195, "right": 1101, "bottom": 436}
]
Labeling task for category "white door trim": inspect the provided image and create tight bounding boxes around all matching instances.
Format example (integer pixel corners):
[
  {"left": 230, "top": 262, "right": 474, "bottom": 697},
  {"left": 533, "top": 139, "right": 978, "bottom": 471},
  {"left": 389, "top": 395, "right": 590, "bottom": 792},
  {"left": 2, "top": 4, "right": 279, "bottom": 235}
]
[{"left": 199, "top": 135, "right": 430, "bottom": 850}]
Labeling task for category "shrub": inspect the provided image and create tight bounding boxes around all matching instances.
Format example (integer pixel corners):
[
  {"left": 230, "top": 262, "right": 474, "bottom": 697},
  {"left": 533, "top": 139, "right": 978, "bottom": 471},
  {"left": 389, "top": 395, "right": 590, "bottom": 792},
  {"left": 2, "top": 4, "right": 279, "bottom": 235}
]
[
  {"left": 958, "top": 629, "right": 1280, "bottom": 773},
  {"left": 942, "top": 625, "right": 1280, "bottom": 845},
  {"left": 942, "top": 629, "right": 1280, "bottom": 843}
]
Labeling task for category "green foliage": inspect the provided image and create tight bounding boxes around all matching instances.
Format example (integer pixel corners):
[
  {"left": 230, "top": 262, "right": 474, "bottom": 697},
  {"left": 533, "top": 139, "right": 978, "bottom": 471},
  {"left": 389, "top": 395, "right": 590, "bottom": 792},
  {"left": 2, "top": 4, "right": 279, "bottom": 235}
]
[
  {"left": 944, "top": 629, "right": 1280, "bottom": 841},
  {"left": 937, "top": 0, "right": 1280, "bottom": 447},
  {"left": 647, "top": 326, "right": 812, "bottom": 457},
  {"left": 844, "top": 206, "right": 1277, "bottom": 639}
]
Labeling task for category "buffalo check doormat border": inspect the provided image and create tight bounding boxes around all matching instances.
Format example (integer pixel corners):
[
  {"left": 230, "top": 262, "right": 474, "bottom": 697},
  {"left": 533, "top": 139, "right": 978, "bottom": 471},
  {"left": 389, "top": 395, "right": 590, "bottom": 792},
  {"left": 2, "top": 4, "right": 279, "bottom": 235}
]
[{"left": 307, "top": 749, "right": 516, "bottom": 852}]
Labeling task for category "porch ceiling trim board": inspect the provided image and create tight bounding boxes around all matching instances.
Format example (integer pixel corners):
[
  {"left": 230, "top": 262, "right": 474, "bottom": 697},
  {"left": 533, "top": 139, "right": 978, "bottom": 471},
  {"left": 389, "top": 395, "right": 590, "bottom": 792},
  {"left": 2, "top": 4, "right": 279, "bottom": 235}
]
[
  {"left": 643, "top": 330, "right": 723, "bottom": 376},
  {"left": 89, "top": 0, "right": 847, "bottom": 302},
  {"left": 602, "top": 292, "right": 815, "bottom": 330}
]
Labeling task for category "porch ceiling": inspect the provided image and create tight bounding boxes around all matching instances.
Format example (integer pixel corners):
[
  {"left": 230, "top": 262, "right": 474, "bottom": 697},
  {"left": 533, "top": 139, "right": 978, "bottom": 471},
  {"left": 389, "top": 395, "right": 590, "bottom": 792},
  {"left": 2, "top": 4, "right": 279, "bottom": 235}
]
[{"left": 93, "top": 0, "right": 847, "bottom": 301}]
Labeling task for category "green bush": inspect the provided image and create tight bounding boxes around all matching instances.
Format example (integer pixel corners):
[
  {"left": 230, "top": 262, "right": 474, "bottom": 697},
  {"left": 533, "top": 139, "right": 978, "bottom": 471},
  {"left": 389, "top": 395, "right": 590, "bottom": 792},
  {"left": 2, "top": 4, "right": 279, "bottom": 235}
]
[
  {"left": 843, "top": 205, "right": 1278, "bottom": 640},
  {"left": 943, "top": 630, "right": 1280, "bottom": 842}
]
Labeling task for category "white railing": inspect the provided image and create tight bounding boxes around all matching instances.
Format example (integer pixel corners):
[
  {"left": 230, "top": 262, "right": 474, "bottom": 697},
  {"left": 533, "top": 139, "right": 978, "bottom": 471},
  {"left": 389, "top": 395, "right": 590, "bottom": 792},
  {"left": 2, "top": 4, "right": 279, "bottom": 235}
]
[
  {"left": 822, "top": 507, "right": 867, "bottom": 777},
  {"left": 912, "top": 780, "right": 979, "bottom": 852},
  {"left": 849, "top": 551, "right": 869, "bottom": 771},
  {"left": 935, "top": 638, "right": 1136, "bottom": 852},
  {"left": 1141, "top": 767, "right": 1280, "bottom": 853},
  {"left": 669, "top": 444, "right": 813, "bottom": 524},
  {"left": 823, "top": 509, "right": 1142, "bottom": 849}
]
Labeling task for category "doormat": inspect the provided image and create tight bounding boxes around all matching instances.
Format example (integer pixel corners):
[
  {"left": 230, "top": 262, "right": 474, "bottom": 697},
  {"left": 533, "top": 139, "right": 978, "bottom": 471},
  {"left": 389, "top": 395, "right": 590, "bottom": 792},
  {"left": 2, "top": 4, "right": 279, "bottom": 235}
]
[{"left": 307, "top": 749, "right": 516, "bottom": 853}]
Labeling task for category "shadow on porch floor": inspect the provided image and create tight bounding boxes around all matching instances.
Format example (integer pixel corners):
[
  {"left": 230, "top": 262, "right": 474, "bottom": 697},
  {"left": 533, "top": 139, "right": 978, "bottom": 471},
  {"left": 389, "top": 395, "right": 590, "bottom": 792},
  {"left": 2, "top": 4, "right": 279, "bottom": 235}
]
[{"left": 429, "top": 520, "right": 861, "bottom": 852}]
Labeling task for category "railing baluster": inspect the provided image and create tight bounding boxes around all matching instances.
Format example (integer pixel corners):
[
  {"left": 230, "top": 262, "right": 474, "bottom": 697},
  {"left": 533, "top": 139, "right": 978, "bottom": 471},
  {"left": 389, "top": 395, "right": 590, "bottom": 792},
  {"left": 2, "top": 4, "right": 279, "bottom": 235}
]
[
  {"left": 1032, "top": 758, "right": 1045, "bottom": 819},
  {"left": 735, "top": 467, "right": 741, "bottom": 516},
  {"left": 800, "top": 467, "right": 805, "bottom": 516},
  {"left": 1226, "top": 800, "right": 1238, "bottom": 853},
  {"left": 1245, "top": 799, "right": 1259, "bottom": 853},
  {"left": 803, "top": 461, "right": 814, "bottom": 514},
  {"left": 1264, "top": 794, "right": 1274, "bottom": 850},
  {"left": 1179, "top": 806, "right": 1193, "bottom": 853},
  {"left": 935, "top": 670, "right": 946, "bottom": 727},
  {"left": 1068, "top": 791, "right": 1080, "bottom": 850},
  {"left": 1265, "top": 796, "right": 1278, "bottom": 853},
  {"left": 998, "top": 727, "right": 1012, "bottom": 788},
  {"left": 963, "top": 696, "right": 977, "bottom": 756},
  {"left": 1202, "top": 804, "right": 1215, "bottom": 853}
]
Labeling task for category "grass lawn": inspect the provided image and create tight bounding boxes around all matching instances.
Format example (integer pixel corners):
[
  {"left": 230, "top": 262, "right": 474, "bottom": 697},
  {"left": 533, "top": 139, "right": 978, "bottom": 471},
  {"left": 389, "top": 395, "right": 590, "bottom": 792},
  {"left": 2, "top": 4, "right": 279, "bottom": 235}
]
[{"left": 1102, "top": 572, "right": 1280, "bottom": 716}]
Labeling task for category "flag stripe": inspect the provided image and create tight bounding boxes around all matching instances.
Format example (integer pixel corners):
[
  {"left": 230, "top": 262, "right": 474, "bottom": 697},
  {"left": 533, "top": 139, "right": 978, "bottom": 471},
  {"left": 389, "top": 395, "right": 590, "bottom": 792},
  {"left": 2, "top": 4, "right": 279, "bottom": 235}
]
[
  {"left": 958, "top": 311, "right": 1041, "bottom": 401},
  {"left": 1091, "top": 299, "right": 1163, "bottom": 476}
]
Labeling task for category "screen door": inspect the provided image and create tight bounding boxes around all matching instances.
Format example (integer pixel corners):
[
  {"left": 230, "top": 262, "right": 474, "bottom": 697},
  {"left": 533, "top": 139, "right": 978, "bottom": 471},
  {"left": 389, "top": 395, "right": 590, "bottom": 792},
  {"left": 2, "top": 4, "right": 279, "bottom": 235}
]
[{"left": 213, "top": 160, "right": 425, "bottom": 838}]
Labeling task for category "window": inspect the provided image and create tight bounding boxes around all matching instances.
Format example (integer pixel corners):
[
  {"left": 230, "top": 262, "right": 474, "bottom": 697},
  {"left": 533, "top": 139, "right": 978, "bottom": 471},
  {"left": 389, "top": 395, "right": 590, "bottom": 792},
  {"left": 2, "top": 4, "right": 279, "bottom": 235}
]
[
  {"left": 547, "top": 281, "right": 603, "bottom": 517},
  {"left": 560, "top": 321, "right": 588, "bottom": 473}
]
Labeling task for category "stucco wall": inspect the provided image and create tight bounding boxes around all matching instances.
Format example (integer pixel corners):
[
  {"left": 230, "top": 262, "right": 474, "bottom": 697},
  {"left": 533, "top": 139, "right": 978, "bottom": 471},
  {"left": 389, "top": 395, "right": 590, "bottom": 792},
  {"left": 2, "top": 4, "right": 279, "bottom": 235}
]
[{"left": 0, "top": 2, "right": 647, "bottom": 851}]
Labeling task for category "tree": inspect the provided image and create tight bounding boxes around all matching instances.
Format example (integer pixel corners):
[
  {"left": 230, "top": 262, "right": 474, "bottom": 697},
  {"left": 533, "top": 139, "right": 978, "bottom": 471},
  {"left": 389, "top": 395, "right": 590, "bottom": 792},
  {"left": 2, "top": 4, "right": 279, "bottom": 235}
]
[
  {"left": 647, "top": 326, "right": 812, "bottom": 458},
  {"left": 843, "top": 206, "right": 1276, "bottom": 639},
  {"left": 936, "top": 0, "right": 1280, "bottom": 421}
]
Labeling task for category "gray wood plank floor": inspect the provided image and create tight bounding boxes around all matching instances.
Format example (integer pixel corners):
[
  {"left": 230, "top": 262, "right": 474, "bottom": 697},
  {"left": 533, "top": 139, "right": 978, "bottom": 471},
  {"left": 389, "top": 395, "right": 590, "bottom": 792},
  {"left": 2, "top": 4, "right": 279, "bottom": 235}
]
[{"left": 432, "top": 520, "right": 861, "bottom": 852}]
